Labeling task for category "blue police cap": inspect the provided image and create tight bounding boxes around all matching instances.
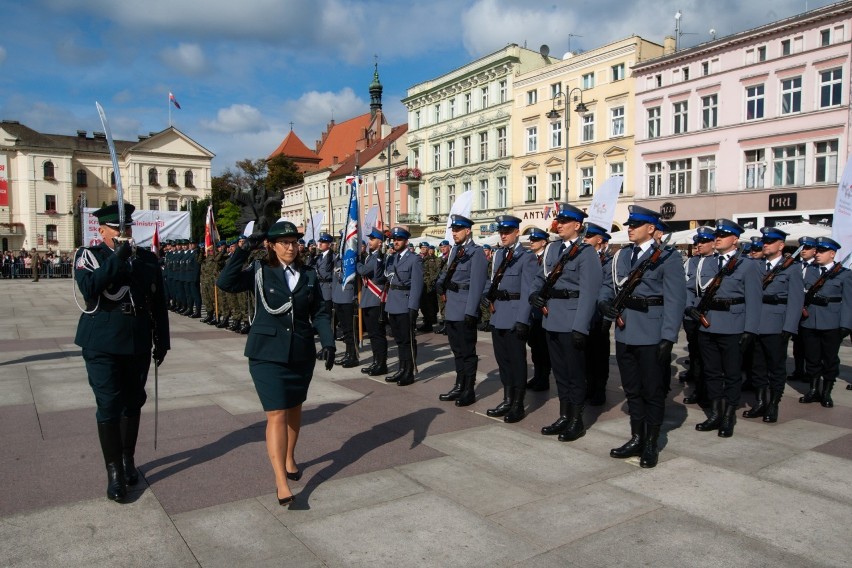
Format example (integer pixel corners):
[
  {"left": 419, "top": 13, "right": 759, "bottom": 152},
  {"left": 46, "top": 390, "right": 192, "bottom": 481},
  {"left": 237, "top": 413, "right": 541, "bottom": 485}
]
[
  {"left": 528, "top": 227, "right": 549, "bottom": 241},
  {"left": 585, "top": 222, "right": 611, "bottom": 241},
  {"left": 715, "top": 218, "right": 744, "bottom": 237},
  {"left": 495, "top": 215, "right": 521, "bottom": 229},
  {"left": 419, "top": 241, "right": 430, "bottom": 247},
  {"left": 554, "top": 202, "right": 587, "bottom": 222},
  {"left": 760, "top": 226, "right": 789, "bottom": 242},
  {"left": 482, "top": 244, "right": 492, "bottom": 250},
  {"left": 816, "top": 236, "right": 841, "bottom": 251},
  {"left": 318, "top": 232, "right": 333, "bottom": 243},
  {"left": 798, "top": 236, "right": 818, "bottom": 247},
  {"left": 742, "top": 242, "right": 754, "bottom": 253},
  {"left": 227, "top": 238, "right": 238, "bottom": 246},
  {"left": 626, "top": 205, "right": 661, "bottom": 227},
  {"left": 750, "top": 236, "right": 763, "bottom": 247},
  {"left": 655, "top": 219, "right": 670, "bottom": 232},
  {"left": 391, "top": 226, "right": 411, "bottom": 240},
  {"left": 693, "top": 226, "right": 715, "bottom": 243},
  {"left": 450, "top": 214, "right": 473, "bottom": 229},
  {"left": 367, "top": 228, "right": 384, "bottom": 241},
  {"left": 439, "top": 240, "right": 450, "bottom": 246}
]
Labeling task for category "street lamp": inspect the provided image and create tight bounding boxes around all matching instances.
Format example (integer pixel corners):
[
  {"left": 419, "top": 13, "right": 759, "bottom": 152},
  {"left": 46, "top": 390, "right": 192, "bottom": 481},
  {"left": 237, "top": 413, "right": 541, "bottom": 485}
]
[
  {"left": 546, "top": 87, "right": 587, "bottom": 202},
  {"left": 378, "top": 142, "right": 400, "bottom": 231}
]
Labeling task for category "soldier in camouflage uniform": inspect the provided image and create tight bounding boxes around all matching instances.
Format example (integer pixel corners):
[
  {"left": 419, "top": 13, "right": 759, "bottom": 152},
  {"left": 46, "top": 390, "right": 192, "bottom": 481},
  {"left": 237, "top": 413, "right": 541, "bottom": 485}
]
[
  {"left": 418, "top": 242, "right": 441, "bottom": 332},
  {"left": 200, "top": 245, "right": 218, "bottom": 323},
  {"left": 217, "top": 240, "right": 238, "bottom": 329},
  {"left": 479, "top": 244, "right": 494, "bottom": 331},
  {"left": 435, "top": 240, "right": 451, "bottom": 335}
]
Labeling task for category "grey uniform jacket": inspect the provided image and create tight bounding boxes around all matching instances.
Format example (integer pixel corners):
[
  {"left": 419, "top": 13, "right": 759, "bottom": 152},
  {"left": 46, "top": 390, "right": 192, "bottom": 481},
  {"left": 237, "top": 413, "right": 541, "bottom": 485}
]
[
  {"left": 695, "top": 253, "right": 762, "bottom": 335},
  {"left": 358, "top": 251, "right": 386, "bottom": 309},
  {"left": 757, "top": 259, "right": 804, "bottom": 335},
  {"left": 591, "top": 252, "right": 613, "bottom": 327},
  {"left": 482, "top": 243, "right": 536, "bottom": 330},
  {"left": 331, "top": 256, "right": 356, "bottom": 304},
  {"left": 801, "top": 264, "right": 852, "bottom": 330},
  {"left": 529, "top": 240, "right": 602, "bottom": 334},
  {"left": 316, "top": 251, "right": 334, "bottom": 301},
  {"left": 436, "top": 242, "right": 487, "bottom": 321},
  {"left": 384, "top": 249, "right": 423, "bottom": 314}
]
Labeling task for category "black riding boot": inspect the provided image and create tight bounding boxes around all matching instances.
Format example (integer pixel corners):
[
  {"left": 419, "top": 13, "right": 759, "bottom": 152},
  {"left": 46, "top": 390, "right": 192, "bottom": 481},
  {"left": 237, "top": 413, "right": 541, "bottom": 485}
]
[
  {"left": 439, "top": 374, "right": 463, "bottom": 401},
  {"left": 640, "top": 423, "right": 661, "bottom": 468},
  {"left": 610, "top": 419, "right": 644, "bottom": 458},
  {"left": 696, "top": 398, "right": 723, "bottom": 431},
  {"left": 486, "top": 386, "right": 511, "bottom": 417},
  {"left": 743, "top": 386, "right": 769, "bottom": 418},
  {"left": 455, "top": 373, "right": 477, "bottom": 407},
  {"left": 385, "top": 363, "right": 405, "bottom": 383},
  {"left": 763, "top": 390, "right": 782, "bottom": 423},
  {"left": 557, "top": 404, "right": 586, "bottom": 442},
  {"left": 504, "top": 387, "right": 526, "bottom": 423},
  {"left": 820, "top": 379, "right": 835, "bottom": 408},
  {"left": 368, "top": 357, "right": 388, "bottom": 376},
  {"left": 541, "top": 400, "right": 570, "bottom": 435},
  {"left": 799, "top": 377, "right": 822, "bottom": 403},
  {"left": 120, "top": 414, "right": 141, "bottom": 486},
  {"left": 97, "top": 421, "right": 127, "bottom": 502},
  {"left": 397, "top": 360, "right": 415, "bottom": 386},
  {"left": 341, "top": 342, "right": 360, "bottom": 368},
  {"left": 718, "top": 400, "right": 736, "bottom": 438}
]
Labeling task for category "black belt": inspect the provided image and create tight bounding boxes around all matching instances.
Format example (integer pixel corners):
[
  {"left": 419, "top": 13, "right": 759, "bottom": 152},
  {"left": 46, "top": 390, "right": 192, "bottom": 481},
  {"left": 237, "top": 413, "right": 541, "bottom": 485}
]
[
  {"left": 318, "top": 278, "right": 332, "bottom": 283},
  {"left": 446, "top": 282, "right": 470, "bottom": 292},
  {"left": 707, "top": 297, "right": 745, "bottom": 311},
  {"left": 762, "top": 295, "right": 788, "bottom": 305},
  {"left": 623, "top": 295, "right": 664, "bottom": 310},
  {"left": 811, "top": 295, "right": 842, "bottom": 307},
  {"left": 390, "top": 284, "right": 410, "bottom": 290},
  {"left": 548, "top": 289, "right": 580, "bottom": 299},
  {"left": 494, "top": 291, "right": 521, "bottom": 301},
  {"left": 99, "top": 302, "right": 138, "bottom": 316}
]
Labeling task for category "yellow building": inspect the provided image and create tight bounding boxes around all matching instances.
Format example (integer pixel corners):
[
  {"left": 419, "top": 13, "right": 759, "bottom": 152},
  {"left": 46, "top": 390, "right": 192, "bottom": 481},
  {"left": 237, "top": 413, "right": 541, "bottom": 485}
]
[{"left": 511, "top": 36, "right": 664, "bottom": 233}]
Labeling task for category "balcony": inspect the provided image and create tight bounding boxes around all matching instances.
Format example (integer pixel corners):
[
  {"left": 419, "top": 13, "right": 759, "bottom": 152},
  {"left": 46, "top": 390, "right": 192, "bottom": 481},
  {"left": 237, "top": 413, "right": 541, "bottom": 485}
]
[{"left": 397, "top": 213, "right": 422, "bottom": 224}]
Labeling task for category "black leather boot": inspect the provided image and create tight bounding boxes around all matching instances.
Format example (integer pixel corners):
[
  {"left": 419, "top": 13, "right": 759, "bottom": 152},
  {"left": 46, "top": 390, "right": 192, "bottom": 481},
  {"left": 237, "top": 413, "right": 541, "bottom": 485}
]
[
  {"left": 397, "top": 360, "right": 415, "bottom": 386},
  {"left": 360, "top": 359, "right": 377, "bottom": 374},
  {"left": 228, "top": 318, "right": 241, "bottom": 332},
  {"left": 799, "top": 377, "right": 822, "bottom": 403},
  {"left": 97, "top": 421, "right": 127, "bottom": 502},
  {"left": 341, "top": 343, "right": 360, "bottom": 368},
  {"left": 820, "top": 379, "right": 835, "bottom": 408},
  {"left": 200, "top": 313, "right": 213, "bottom": 324},
  {"left": 504, "top": 387, "right": 526, "bottom": 423},
  {"left": 558, "top": 404, "right": 586, "bottom": 442},
  {"left": 455, "top": 373, "right": 477, "bottom": 407},
  {"left": 486, "top": 386, "right": 511, "bottom": 417},
  {"left": 610, "top": 419, "right": 644, "bottom": 459},
  {"left": 718, "top": 400, "right": 736, "bottom": 438},
  {"left": 640, "top": 423, "right": 661, "bottom": 468},
  {"left": 385, "top": 363, "right": 404, "bottom": 383},
  {"left": 368, "top": 357, "right": 388, "bottom": 376},
  {"left": 763, "top": 390, "right": 782, "bottom": 423},
  {"left": 189, "top": 307, "right": 201, "bottom": 319},
  {"left": 439, "top": 374, "right": 463, "bottom": 401},
  {"left": 696, "top": 398, "right": 723, "bottom": 431},
  {"left": 743, "top": 386, "right": 769, "bottom": 418},
  {"left": 215, "top": 316, "right": 230, "bottom": 328},
  {"left": 206, "top": 316, "right": 219, "bottom": 326},
  {"left": 239, "top": 321, "right": 250, "bottom": 334},
  {"left": 434, "top": 321, "right": 446, "bottom": 335},
  {"left": 120, "top": 414, "right": 141, "bottom": 486},
  {"left": 541, "top": 400, "right": 570, "bottom": 435}
]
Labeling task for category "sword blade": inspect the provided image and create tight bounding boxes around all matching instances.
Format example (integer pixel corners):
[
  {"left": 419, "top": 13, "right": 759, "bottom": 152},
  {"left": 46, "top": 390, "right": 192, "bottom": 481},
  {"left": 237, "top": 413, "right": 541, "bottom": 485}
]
[{"left": 95, "top": 102, "right": 126, "bottom": 235}]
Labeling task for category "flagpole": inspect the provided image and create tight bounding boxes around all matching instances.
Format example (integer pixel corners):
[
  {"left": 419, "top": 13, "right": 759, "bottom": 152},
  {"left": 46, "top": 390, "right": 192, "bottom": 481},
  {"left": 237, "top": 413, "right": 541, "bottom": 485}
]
[{"left": 168, "top": 92, "right": 171, "bottom": 127}]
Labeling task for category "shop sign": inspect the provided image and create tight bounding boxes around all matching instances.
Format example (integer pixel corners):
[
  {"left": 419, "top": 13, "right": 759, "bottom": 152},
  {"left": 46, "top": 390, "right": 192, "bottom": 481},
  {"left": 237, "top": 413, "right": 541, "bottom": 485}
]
[
  {"left": 768, "top": 192, "right": 797, "bottom": 211},
  {"left": 660, "top": 202, "right": 676, "bottom": 220}
]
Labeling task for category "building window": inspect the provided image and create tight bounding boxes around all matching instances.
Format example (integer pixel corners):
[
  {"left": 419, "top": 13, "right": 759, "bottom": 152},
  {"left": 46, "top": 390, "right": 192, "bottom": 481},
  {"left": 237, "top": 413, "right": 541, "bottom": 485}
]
[
  {"left": 582, "top": 113, "right": 595, "bottom": 142},
  {"left": 746, "top": 85, "right": 765, "bottom": 120},
  {"left": 610, "top": 161, "right": 624, "bottom": 177},
  {"left": 610, "top": 106, "right": 624, "bottom": 137},
  {"left": 497, "top": 177, "right": 507, "bottom": 208},
  {"left": 526, "top": 126, "right": 538, "bottom": 153},
  {"left": 698, "top": 156, "right": 716, "bottom": 193},
  {"left": 701, "top": 61, "right": 710, "bottom": 76},
  {"left": 167, "top": 169, "right": 177, "bottom": 187},
  {"left": 526, "top": 90, "right": 537, "bottom": 105},
  {"left": 647, "top": 107, "right": 661, "bottom": 139},
  {"left": 463, "top": 136, "right": 471, "bottom": 164},
  {"left": 580, "top": 167, "right": 594, "bottom": 197},
  {"left": 497, "top": 127, "right": 507, "bottom": 158},
  {"left": 820, "top": 29, "right": 831, "bottom": 46},
  {"left": 526, "top": 176, "right": 537, "bottom": 202},
  {"left": 44, "top": 194, "right": 57, "bottom": 212},
  {"left": 433, "top": 187, "right": 441, "bottom": 214},
  {"left": 148, "top": 168, "right": 159, "bottom": 186},
  {"left": 149, "top": 198, "right": 160, "bottom": 210},
  {"left": 46, "top": 224, "right": 57, "bottom": 243},
  {"left": 479, "top": 132, "right": 488, "bottom": 161},
  {"left": 415, "top": 111, "right": 421, "bottom": 129},
  {"left": 478, "top": 180, "right": 488, "bottom": 209},
  {"left": 449, "top": 98, "right": 456, "bottom": 119},
  {"left": 772, "top": 144, "right": 805, "bottom": 186},
  {"left": 820, "top": 69, "right": 842, "bottom": 107},
  {"left": 447, "top": 140, "right": 455, "bottom": 168},
  {"left": 168, "top": 199, "right": 178, "bottom": 211},
  {"left": 549, "top": 172, "right": 561, "bottom": 200},
  {"left": 550, "top": 121, "right": 562, "bottom": 148},
  {"left": 702, "top": 94, "right": 718, "bottom": 129},
  {"left": 647, "top": 163, "right": 662, "bottom": 196},
  {"left": 551, "top": 83, "right": 561, "bottom": 99},
  {"left": 110, "top": 171, "right": 116, "bottom": 187},
  {"left": 757, "top": 46, "right": 766, "bottom": 61},
  {"left": 781, "top": 39, "right": 791, "bottom": 55},
  {"left": 464, "top": 93, "right": 472, "bottom": 114},
  {"left": 682, "top": 66, "right": 690, "bottom": 81},
  {"left": 778, "top": 77, "right": 803, "bottom": 115},
  {"left": 499, "top": 80, "right": 507, "bottom": 103},
  {"left": 655, "top": 74, "right": 662, "bottom": 87},
  {"left": 434, "top": 104, "right": 441, "bottom": 123},
  {"left": 582, "top": 73, "right": 595, "bottom": 89},
  {"left": 673, "top": 101, "right": 688, "bottom": 134},
  {"left": 612, "top": 63, "right": 625, "bottom": 81},
  {"left": 184, "top": 170, "right": 194, "bottom": 188},
  {"left": 432, "top": 144, "right": 441, "bottom": 170},
  {"left": 76, "top": 169, "right": 87, "bottom": 187},
  {"left": 745, "top": 149, "right": 766, "bottom": 189},
  {"left": 395, "top": 201, "right": 400, "bottom": 224},
  {"left": 447, "top": 185, "right": 456, "bottom": 206},
  {"left": 463, "top": 181, "right": 471, "bottom": 195},
  {"left": 364, "top": 178, "right": 369, "bottom": 196},
  {"left": 43, "top": 161, "right": 55, "bottom": 180},
  {"left": 480, "top": 87, "right": 489, "bottom": 109},
  {"left": 412, "top": 148, "right": 420, "bottom": 169},
  {"left": 815, "top": 140, "right": 839, "bottom": 184},
  {"left": 668, "top": 159, "right": 692, "bottom": 194}
]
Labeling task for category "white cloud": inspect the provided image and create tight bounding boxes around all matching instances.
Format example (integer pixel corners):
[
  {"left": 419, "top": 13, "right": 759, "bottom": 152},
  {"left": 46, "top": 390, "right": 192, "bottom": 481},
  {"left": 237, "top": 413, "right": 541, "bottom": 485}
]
[
  {"left": 287, "top": 88, "right": 366, "bottom": 132},
  {"left": 461, "top": 0, "right": 576, "bottom": 57},
  {"left": 160, "top": 43, "right": 207, "bottom": 75},
  {"left": 201, "top": 104, "right": 268, "bottom": 134}
]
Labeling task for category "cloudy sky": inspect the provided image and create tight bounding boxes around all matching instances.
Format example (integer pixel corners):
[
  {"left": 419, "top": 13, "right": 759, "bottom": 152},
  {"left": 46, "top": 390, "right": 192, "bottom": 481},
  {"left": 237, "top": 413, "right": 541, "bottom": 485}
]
[{"left": 0, "top": 0, "right": 833, "bottom": 175}]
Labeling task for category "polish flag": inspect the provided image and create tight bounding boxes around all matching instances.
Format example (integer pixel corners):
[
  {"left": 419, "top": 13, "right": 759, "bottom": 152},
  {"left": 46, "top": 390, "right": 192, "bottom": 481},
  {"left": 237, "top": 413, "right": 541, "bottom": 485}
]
[
  {"left": 152, "top": 222, "right": 161, "bottom": 255},
  {"left": 169, "top": 92, "right": 181, "bottom": 110}
]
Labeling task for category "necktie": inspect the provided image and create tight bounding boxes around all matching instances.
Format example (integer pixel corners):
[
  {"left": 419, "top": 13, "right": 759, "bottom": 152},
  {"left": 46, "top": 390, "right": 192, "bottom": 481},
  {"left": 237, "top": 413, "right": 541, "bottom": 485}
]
[
  {"left": 630, "top": 247, "right": 640, "bottom": 267},
  {"left": 558, "top": 242, "right": 567, "bottom": 255},
  {"left": 766, "top": 261, "right": 771, "bottom": 273},
  {"left": 718, "top": 255, "right": 725, "bottom": 272},
  {"left": 537, "top": 254, "right": 543, "bottom": 266},
  {"left": 821, "top": 266, "right": 828, "bottom": 276}
]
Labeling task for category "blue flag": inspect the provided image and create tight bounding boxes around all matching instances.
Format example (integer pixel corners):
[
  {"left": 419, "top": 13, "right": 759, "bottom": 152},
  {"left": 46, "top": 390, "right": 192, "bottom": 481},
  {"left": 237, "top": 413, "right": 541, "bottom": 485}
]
[{"left": 341, "top": 176, "right": 360, "bottom": 288}]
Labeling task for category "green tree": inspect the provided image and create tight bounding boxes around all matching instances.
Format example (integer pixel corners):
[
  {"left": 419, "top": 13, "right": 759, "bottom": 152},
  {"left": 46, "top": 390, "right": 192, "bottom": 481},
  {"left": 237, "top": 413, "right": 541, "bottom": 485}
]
[
  {"left": 266, "top": 154, "right": 303, "bottom": 191},
  {"left": 216, "top": 201, "right": 241, "bottom": 239}
]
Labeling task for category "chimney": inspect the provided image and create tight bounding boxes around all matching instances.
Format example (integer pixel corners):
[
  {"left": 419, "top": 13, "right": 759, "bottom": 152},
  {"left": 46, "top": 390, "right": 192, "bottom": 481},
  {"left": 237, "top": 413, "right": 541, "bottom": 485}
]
[
  {"left": 333, "top": 156, "right": 338, "bottom": 165},
  {"left": 77, "top": 130, "right": 87, "bottom": 138},
  {"left": 664, "top": 36, "right": 676, "bottom": 55}
]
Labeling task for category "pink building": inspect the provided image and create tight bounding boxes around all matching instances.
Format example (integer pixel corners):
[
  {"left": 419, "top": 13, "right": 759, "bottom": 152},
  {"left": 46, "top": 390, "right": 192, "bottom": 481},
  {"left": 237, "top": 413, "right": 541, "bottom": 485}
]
[{"left": 632, "top": 1, "right": 851, "bottom": 231}]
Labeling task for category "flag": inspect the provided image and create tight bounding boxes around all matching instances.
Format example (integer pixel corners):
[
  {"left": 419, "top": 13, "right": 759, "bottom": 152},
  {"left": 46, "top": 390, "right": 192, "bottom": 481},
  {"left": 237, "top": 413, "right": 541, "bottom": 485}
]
[
  {"left": 445, "top": 190, "right": 474, "bottom": 242},
  {"left": 152, "top": 221, "right": 160, "bottom": 255},
  {"left": 169, "top": 92, "right": 181, "bottom": 110},
  {"left": 341, "top": 176, "right": 360, "bottom": 288},
  {"left": 832, "top": 155, "right": 852, "bottom": 256},
  {"left": 204, "top": 205, "right": 219, "bottom": 249},
  {"left": 586, "top": 176, "right": 623, "bottom": 230}
]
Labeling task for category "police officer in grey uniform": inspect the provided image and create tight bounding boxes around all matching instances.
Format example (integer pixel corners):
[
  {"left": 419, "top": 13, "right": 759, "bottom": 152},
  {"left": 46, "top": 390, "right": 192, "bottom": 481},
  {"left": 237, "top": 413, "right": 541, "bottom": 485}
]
[
  {"left": 584, "top": 222, "right": 613, "bottom": 406},
  {"left": 599, "top": 206, "right": 686, "bottom": 467},
  {"left": 383, "top": 227, "right": 423, "bottom": 386},
  {"left": 436, "top": 215, "right": 488, "bottom": 406},
  {"left": 332, "top": 244, "right": 359, "bottom": 368},
  {"left": 481, "top": 215, "right": 536, "bottom": 423},
  {"left": 682, "top": 226, "right": 717, "bottom": 406},
  {"left": 529, "top": 203, "right": 602, "bottom": 442},
  {"left": 789, "top": 236, "right": 818, "bottom": 382},
  {"left": 314, "top": 233, "right": 334, "bottom": 358},
  {"left": 525, "top": 227, "right": 552, "bottom": 391},
  {"left": 692, "top": 219, "right": 762, "bottom": 438},
  {"left": 358, "top": 228, "right": 388, "bottom": 376}
]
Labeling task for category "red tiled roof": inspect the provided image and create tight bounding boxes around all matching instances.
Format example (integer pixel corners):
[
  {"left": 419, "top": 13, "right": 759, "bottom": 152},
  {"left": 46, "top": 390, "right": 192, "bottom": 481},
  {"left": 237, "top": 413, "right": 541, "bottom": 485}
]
[
  {"left": 267, "top": 130, "right": 319, "bottom": 161},
  {"left": 329, "top": 124, "right": 408, "bottom": 180},
  {"left": 317, "top": 112, "right": 373, "bottom": 168}
]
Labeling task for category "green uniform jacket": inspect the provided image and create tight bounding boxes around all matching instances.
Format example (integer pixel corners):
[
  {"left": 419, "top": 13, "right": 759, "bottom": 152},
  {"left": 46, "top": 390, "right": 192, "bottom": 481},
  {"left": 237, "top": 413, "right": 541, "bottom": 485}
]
[{"left": 217, "top": 246, "right": 334, "bottom": 363}]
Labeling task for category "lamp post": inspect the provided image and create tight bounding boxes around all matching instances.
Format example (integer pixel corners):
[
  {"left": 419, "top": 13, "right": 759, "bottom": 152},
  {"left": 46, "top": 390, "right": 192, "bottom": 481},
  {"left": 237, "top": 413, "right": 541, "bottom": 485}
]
[
  {"left": 546, "top": 87, "right": 587, "bottom": 203},
  {"left": 378, "top": 142, "right": 400, "bottom": 231}
]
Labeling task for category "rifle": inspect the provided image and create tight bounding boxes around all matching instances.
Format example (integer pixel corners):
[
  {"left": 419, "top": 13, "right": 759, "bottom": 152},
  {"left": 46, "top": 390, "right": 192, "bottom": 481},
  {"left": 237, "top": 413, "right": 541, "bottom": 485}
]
[
  {"left": 801, "top": 252, "right": 851, "bottom": 319},
  {"left": 485, "top": 246, "right": 515, "bottom": 313},
  {"left": 439, "top": 245, "right": 466, "bottom": 303},
  {"left": 539, "top": 228, "right": 587, "bottom": 317},
  {"left": 691, "top": 244, "right": 745, "bottom": 328},
  {"left": 762, "top": 245, "right": 803, "bottom": 290},
  {"left": 610, "top": 235, "right": 672, "bottom": 329}
]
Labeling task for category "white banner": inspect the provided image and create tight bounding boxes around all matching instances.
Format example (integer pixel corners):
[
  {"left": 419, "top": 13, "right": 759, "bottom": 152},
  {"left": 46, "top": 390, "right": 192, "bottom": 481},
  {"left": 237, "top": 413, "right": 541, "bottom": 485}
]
[
  {"left": 832, "top": 155, "right": 852, "bottom": 262},
  {"left": 446, "top": 190, "right": 474, "bottom": 242},
  {"left": 305, "top": 212, "right": 324, "bottom": 243},
  {"left": 82, "top": 208, "right": 190, "bottom": 248},
  {"left": 585, "top": 175, "right": 622, "bottom": 230},
  {"left": 364, "top": 205, "right": 379, "bottom": 236}
]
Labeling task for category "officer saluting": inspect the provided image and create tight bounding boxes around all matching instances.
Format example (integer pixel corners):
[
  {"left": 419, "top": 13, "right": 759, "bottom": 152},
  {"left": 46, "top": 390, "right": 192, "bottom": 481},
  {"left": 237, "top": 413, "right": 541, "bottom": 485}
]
[
  {"left": 436, "top": 215, "right": 488, "bottom": 406},
  {"left": 481, "top": 215, "right": 536, "bottom": 423},
  {"left": 599, "top": 206, "right": 686, "bottom": 468},
  {"left": 357, "top": 228, "right": 388, "bottom": 376},
  {"left": 383, "top": 227, "right": 423, "bottom": 386},
  {"left": 74, "top": 203, "right": 170, "bottom": 501},
  {"left": 530, "top": 203, "right": 602, "bottom": 442}
]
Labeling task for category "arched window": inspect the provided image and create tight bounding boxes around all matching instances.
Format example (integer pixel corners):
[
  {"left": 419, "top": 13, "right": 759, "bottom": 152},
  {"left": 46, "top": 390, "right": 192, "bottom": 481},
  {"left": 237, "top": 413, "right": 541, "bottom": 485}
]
[
  {"left": 76, "top": 169, "right": 87, "bottom": 187},
  {"left": 184, "top": 170, "right": 194, "bottom": 188},
  {"left": 148, "top": 168, "right": 159, "bottom": 186},
  {"left": 43, "top": 161, "right": 55, "bottom": 179},
  {"left": 167, "top": 169, "right": 177, "bottom": 186},
  {"left": 110, "top": 171, "right": 116, "bottom": 187}
]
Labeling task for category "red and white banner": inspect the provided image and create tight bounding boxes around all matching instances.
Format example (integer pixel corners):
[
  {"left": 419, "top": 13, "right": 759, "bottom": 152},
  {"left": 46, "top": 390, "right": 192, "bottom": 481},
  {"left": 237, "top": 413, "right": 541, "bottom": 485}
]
[
  {"left": 82, "top": 208, "right": 190, "bottom": 248},
  {"left": 204, "top": 204, "right": 219, "bottom": 249},
  {"left": 0, "top": 153, "right": 8, "bottom": 207}
]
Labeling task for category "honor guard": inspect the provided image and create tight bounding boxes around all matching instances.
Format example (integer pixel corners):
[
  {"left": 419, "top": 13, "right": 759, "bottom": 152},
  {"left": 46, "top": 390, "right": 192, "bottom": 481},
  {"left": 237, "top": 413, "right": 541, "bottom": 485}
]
[
  {"left": 748, "top": 237, "right": 765, "bottom": 260},
  {"left": 436, "top": 215, "right": 488, "bottom": 405},
  {"left": 383, "top": 227, "right": 423, "bottom": 386},
  {"left": 479, "top": 245, "right": 494, "bottom": 331},
  {"left": 741, "top": 227, "right": 804, "bottom": 423},
  {"left": 525, "top": 228, "right": 552, "bottom": 392},
  {"left": 681, "top": 226, "right": 717, "bottom": 407},
  {"left": 789, "top": 236, "right": 818, "bottom": 382},
  {"left": 332, "top": 240, "right": 359, "bottom": 368},
  {"left": 583, "top": 222, "right": 613, "bottom": 406},
  {"left": 600, "top": 207, "right": 686, "bottom": 467},
  {"left": 357, "top": 228, "right": 389, "bottom": 376},
  {"left": 691, "top": 219, "right": 762, "bottom": 437},
  {"left": 798, "top": 237, "right": 852, "bottom": 407},
  {"left": 74, "top": 203, "right": 170, "bottom": 501},
  {"left": 529, "top": 203, "right": 602, "bottom": 442},
  {"left": 481, "top": 215, "right": 536, "bottom": 423}
]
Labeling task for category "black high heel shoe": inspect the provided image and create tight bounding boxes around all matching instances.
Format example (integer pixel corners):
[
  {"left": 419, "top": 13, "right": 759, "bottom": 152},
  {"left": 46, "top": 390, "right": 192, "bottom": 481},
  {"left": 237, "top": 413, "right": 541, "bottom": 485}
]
[
  {"left": 286, "top": 468, "right": 302, "bottom": 481},
  {"left": 278, "top": 494, "right": 296, "bottom": 506}
]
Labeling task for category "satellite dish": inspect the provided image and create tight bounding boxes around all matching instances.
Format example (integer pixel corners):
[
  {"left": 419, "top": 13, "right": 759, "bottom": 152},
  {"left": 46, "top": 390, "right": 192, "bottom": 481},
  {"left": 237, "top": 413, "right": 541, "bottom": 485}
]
[
  {"left": 709, "top": 28, "right": 716, "bottom": 39},
  {"left": 540, "top": 44, "right": 550, "bottom": 58}
]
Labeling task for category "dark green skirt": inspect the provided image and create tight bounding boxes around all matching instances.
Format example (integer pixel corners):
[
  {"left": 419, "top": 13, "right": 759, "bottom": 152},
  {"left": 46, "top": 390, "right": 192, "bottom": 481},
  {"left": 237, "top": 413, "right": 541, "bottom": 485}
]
[{"left": 248, "top": 358, "right": 316, "bottom": 411}]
